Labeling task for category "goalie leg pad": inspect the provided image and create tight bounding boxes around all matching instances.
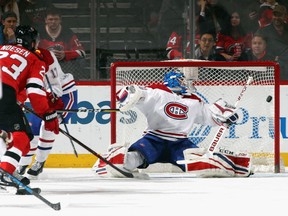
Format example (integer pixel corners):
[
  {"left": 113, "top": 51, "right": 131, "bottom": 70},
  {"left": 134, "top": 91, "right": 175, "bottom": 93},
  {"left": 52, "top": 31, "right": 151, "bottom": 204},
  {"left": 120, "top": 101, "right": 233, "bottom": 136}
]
[
  {"left": 124, "top": 151, "right": 144, "bottom": 171},
  {"left": 180, "top": 149, "right": 252, "bottom": 177},
  {"left": 92, "top": 143, "right": 131, "bottom": 178}
]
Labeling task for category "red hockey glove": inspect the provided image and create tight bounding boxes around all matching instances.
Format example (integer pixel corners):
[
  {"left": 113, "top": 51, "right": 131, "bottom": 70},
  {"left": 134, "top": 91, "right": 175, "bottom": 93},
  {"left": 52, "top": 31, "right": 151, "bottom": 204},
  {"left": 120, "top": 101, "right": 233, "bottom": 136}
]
[
  {"left": 47, "top": 92, "right": 64, "bottom": 110},
  {"left": 43, "top": 110, "right": 59, "bottom": 134}
]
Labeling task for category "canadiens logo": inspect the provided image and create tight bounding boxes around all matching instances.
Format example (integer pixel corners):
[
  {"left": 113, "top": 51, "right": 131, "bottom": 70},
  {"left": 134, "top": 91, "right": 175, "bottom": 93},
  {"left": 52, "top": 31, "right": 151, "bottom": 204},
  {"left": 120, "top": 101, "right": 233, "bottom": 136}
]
[{"left": 164, "top": 102, "right": 188, "bottom": 120}]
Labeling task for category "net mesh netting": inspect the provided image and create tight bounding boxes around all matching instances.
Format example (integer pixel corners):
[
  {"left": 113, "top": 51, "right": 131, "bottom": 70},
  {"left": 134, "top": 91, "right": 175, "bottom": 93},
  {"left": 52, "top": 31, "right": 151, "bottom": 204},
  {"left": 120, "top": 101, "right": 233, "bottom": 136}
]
[{"left": 112, "top": 62, "right": 282, "bottom": 172}]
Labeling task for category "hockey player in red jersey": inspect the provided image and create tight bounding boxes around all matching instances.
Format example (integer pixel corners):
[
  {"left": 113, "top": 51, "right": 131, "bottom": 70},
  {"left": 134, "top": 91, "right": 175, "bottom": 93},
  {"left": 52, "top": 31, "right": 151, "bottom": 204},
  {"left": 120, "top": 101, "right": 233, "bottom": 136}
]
[
  {"left": 16, "top": 48, "right": 78, "bottom": 177},
  {"left": 93, "top": 71, "right": 252, "bottom": 178},
  {"left": 0, "top": 25, "right": 59, "bottom": 186}
]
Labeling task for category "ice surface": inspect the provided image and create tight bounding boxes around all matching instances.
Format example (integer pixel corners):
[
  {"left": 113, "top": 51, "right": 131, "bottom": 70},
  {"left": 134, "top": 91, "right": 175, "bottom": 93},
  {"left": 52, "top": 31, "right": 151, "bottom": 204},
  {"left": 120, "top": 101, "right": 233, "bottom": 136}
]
[{"left": 1, "top": 168, "right": 288, "bottom": 216}]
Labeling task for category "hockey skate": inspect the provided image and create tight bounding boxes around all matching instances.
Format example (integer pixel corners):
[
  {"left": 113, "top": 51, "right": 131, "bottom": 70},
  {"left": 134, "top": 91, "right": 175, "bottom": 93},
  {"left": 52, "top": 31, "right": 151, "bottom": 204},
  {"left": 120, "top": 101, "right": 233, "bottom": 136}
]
[
  {"left": 0, "top": 171, "right": 17, "bottom": 187},
  {"left": 27, "top": 161, "right": 45, "bottom": 177},
  {"left": 0, "top": 169, "right": 30, "bottom": 187},
  {"left": 13, "top": 171, "right": 30, "bottom": 186},
  {"left": 16, "top": 165, "right": 28, "bottom": 175}
]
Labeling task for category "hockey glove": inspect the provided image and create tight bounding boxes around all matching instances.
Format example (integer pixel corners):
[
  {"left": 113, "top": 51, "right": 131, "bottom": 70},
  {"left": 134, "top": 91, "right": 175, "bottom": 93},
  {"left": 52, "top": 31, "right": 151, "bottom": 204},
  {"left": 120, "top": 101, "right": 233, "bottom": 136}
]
[
  {"left": 43, "top": 110, "right": 59, "bottom": 134},
  {"left": 0, "top": 130, "right": 13, "bottom": 148},
  {"left": 47, "top": 92, "right": 64, "bottom": 110},
  {"left": 116, "top": 85, "right": 144, "bottom": 112},
  {"left": 209, "top": 98, "right": 239, "bottom": 128}
]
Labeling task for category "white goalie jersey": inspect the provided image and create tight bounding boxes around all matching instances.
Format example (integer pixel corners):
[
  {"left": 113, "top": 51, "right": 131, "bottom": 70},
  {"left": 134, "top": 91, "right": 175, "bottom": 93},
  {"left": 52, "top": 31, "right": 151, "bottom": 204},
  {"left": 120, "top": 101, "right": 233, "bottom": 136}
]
[{"left": 119, "top": 84, "right": 218, "bottom": 141}]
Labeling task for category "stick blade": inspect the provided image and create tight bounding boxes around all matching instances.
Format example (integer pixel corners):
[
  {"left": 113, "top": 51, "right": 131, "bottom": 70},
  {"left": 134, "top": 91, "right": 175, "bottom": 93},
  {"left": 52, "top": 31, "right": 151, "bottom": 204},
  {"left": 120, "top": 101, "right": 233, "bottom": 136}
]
[{"left": 52, "top": 202, "right": 61, "bottom": 211}]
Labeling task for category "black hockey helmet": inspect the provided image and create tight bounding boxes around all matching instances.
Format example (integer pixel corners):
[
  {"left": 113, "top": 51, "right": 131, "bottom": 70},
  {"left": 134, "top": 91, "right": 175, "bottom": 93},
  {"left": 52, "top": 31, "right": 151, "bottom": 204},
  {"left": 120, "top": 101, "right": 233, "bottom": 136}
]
[{"left": 15, "top": 25, "right": 39, "bottom": 51}]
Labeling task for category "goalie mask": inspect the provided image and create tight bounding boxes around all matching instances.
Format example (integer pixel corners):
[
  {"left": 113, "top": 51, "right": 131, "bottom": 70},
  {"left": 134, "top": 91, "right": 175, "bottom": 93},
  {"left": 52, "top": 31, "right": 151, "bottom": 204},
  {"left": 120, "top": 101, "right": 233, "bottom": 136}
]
[{"left": 164, "top": 71, "right": 190, "bottom": 94}]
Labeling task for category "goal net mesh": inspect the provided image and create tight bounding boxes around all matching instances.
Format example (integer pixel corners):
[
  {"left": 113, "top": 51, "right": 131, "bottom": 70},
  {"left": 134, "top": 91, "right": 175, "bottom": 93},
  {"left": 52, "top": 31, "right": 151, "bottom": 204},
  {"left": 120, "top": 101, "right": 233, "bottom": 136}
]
[{"left": 110, "top": 61, "right": 282, "bottom": 173}]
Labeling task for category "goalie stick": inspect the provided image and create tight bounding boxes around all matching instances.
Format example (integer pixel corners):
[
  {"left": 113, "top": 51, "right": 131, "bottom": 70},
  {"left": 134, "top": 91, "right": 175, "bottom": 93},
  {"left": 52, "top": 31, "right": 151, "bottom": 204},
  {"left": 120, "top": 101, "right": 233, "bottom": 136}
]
[
  {"left": 20, "top": 103, "right": 149, "bottom": 179},
  {"left": 207, "top": 76, "right": 253, "bottom": 155},
  {"left": 56, "top": 108, "right": 120, "bottom": 113},
  {"left": 0, "top": 168, "right": 61, "bottom": 210},
  {"left": 45, "top": 74, "right": 78, "bottom": 158}
]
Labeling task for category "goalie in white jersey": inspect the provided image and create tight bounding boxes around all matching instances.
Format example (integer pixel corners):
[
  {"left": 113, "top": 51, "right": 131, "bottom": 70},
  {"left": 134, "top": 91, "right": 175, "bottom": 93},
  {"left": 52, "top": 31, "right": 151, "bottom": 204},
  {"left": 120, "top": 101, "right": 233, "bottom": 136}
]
[
  {"left": 93, "top": 71, "right": 252, "bottom": 177},
  {"left": 16, "top": 48, "right": 78, "bottom": 177}
]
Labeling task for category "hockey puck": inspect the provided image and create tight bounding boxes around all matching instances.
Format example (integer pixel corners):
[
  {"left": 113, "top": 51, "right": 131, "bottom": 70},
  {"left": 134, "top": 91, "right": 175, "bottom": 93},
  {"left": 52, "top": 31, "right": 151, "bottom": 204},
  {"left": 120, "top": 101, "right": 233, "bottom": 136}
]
[{"left": 266, "top": 95, "right": 272, "bottom": 103}]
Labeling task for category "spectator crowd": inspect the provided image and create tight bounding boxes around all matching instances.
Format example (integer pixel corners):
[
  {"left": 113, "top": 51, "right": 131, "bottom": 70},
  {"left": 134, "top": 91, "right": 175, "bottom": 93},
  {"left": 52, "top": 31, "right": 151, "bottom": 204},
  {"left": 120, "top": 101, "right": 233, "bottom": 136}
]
[
  {"left": 1, "top": 0, "right": 288, "bottom": 80},
  {"left": 164, "top": 0, "right": 288, "bottom": 79},
  {"left": 0, "top": 0, "right": 86, "bottom": 78}
]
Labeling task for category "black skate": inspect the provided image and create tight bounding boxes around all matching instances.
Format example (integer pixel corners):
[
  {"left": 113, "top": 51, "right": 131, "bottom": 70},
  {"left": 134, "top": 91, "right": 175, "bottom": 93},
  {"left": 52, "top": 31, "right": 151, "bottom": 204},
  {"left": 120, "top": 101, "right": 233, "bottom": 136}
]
[{"left": 27, "top": 161, "right": 45, "bottom": 176}]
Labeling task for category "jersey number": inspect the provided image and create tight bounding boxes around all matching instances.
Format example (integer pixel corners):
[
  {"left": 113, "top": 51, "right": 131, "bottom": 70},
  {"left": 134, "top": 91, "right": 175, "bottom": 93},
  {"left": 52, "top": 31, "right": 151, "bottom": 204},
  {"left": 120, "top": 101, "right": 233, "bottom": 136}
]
[{"left": 0, "top": 50, "right": 28, "bottom": 80}]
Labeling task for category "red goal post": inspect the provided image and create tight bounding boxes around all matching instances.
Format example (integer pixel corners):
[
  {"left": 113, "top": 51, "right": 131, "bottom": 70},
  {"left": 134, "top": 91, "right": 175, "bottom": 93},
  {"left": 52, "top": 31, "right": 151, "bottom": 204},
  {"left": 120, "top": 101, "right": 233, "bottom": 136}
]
[{"left": 110, "top": 60, "right": 281, "bottom": 173}]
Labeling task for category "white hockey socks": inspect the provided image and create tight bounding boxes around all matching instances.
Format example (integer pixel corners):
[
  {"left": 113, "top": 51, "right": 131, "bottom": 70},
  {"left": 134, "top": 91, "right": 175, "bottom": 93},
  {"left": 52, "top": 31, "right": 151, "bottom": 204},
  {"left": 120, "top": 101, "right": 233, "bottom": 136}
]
[
  {"left": 18, "top": 136, "right": 39, "bottom": 166},
  {"left": 35, "top": 123, "right": 56, "bottom": 163}
]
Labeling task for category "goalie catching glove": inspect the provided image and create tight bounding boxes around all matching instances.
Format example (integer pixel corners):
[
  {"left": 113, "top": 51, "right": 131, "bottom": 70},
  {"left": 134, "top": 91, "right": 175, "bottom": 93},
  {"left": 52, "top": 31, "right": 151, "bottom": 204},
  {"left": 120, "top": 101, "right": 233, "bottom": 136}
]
[
  {"left": 209, "top": 98, "right": 239, "bottom": 128},
  {"left": 116, "top": 85, "right": 144, "bottom": 112}
]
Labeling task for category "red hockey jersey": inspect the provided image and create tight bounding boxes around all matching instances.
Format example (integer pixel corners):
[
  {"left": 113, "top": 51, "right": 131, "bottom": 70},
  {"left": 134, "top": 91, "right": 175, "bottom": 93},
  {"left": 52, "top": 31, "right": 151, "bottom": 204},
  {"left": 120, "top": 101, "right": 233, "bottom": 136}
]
[
  {"left": 38, "top": 27, "right": 86, "bottom": 61},
  {"left": 0, "top": 45, "right": 50, "bottom": 115}
]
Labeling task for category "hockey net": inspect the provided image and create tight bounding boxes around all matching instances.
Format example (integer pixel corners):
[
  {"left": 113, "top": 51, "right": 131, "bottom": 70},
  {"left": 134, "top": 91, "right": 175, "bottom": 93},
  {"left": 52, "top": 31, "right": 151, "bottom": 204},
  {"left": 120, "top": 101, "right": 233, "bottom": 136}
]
[{"left": 110, "top": 60, "right": 283, "bottom": 173}]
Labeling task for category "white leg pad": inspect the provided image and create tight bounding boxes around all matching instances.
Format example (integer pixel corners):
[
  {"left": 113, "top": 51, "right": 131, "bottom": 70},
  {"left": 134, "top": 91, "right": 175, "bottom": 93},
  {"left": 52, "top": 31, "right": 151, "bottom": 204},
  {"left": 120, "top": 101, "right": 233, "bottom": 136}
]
[{"left": 178, "top": 148, "right": 252, "bottom": 177}]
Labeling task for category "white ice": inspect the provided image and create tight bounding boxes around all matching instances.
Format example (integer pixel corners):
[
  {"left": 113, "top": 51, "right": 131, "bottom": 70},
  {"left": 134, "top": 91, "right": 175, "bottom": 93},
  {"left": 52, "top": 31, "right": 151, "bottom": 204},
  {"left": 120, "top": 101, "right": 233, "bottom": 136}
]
[{"left": 1, "top": 168, "right": 288, "bottom": 216}]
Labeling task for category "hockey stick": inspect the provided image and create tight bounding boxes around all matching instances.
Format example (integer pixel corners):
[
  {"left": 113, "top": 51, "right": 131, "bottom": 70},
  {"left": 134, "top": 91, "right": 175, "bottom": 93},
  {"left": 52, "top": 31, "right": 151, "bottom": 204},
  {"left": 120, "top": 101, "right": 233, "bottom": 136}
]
[
  {"left": 45, "top": 74, "right": 78, "bottom": 158},
  {"left": 0, "top": 168, "right": 61, "bottom": 210},
  {"left": 20, "top": 103, "right": 148, "bottom": 179},
  {"left": 207, "top": 76, "right": 253, "bottom": 155},
  {"left": 55, "top": 108, "right": 120, "bottom": 113}
]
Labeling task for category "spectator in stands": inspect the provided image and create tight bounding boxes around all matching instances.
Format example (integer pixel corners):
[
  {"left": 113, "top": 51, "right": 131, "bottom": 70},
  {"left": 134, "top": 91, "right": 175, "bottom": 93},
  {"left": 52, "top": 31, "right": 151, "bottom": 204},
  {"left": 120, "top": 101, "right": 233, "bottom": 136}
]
[
  {"left": 166, "top": 13, "right": 201, "bottom": 60},
  {"left": 197, "top": 0, "right": 230, "bottom": 36},
  {"left": 216, "top": 10, "right": 253, "bottom": 61},
  {"left": 38, "top": 8, "right": 86, "bottom": 76},
  {"left": 0, "top": 0, "right": 19, "bottom": 25},
  {"left": 0, "top": 11, "right": 17, "bottom": 45},
  {"left": 157, "top": 0, "right": 186, "bottom": 49},
  {"left": 18, "top": 0, "right": 54, "bottom": 28},
  {"left": 247, "top": 33, "right": 275, "bottom": 61},
  {"left": 235, "top": 0, "right": 261, "bottom": 33},
  {"left": 256, "top": 4, "right": 288, "bottom": 79},
  {"left": 256, "top": 5, "right": 288, "bottom": 58},
  {"left": 195, "top": 32, "right": 226, "bottom": 61},
  {"left": 258, "top": 0, "right": 280, "bottom": 28}
]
